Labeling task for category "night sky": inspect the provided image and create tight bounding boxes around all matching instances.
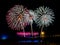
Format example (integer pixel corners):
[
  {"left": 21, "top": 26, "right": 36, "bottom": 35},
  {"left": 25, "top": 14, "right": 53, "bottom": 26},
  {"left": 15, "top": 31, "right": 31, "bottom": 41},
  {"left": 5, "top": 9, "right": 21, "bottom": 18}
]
[{"left": 0, "top": 0, "right": 59, "bottom": 41}]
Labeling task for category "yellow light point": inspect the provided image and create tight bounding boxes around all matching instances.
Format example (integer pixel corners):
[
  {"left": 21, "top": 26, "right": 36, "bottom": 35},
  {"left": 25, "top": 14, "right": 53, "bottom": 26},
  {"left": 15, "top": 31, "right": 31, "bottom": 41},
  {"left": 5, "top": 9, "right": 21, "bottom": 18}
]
[
  {"left": 18, "top": 14, "right": 23, "bottom": 21},
  {"left": 41, "top": 31, "right": 45, "bottom": 35},
  {"left": 40, "top": 31, "right": 45, "bottom": 38}
]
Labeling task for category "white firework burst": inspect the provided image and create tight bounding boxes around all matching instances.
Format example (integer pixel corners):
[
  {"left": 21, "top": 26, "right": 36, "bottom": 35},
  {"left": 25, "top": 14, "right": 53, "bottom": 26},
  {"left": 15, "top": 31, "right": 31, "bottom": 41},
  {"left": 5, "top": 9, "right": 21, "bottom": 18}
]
[
  {"left": 28, "top": 10, "right": 37, "bottom": 24},
  {"left": 34, "top": 6, "right": 55, "bottom": 27}
]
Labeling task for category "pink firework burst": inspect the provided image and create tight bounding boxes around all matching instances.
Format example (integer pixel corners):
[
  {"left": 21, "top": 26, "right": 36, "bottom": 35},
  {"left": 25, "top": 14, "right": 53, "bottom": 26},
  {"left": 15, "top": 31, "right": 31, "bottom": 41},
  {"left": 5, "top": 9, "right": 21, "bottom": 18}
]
[{"left": 6, "top": 5, "right": 29, "bottom": 30}]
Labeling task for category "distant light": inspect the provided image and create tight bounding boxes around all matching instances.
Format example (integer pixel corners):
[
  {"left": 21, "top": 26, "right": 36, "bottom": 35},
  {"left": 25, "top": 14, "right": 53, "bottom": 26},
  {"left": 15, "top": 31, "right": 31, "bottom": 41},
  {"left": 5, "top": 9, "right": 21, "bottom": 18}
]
[
  {"left": 16, "top": 32, "right": 39, "bottom": 37},
  {"left": 40, "top": 31, "right": 45, "bottom": 38},
  {"left": 33, "top": 40, "right": 39, "bottom": 43},
  {"left": 18, "top": 40, "right": 32, "bottom": 43},
  {"left": 25, "top": 40, "right": 32, "bottom": 42},
  {"left": 17, "top": 32, "right": 31, "bottom": 36},
  {"left": 41, "top": 31, "right": 45, "bottom": 35},
  {"left": 18, "top": 40, "right": 39, "bottom": 43},
  {"left": 1, "top": 34, "right": 8, "bottom": 40}
]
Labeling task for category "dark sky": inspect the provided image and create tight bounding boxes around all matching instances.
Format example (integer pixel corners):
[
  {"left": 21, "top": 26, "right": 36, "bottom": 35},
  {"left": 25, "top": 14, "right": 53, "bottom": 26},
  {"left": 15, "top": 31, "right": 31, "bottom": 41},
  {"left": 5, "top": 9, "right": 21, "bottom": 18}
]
[{"left": 0, "top": 0, "right": 59, "bottom": 40}]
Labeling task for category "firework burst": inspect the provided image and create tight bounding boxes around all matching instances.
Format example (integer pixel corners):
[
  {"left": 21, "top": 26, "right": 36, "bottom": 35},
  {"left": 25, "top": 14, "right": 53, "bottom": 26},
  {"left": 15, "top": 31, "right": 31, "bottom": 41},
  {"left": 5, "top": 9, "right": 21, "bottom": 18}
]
[
  {"left": 34, "top": 6, "right": 55, "bottom": 27},
  {"left": 6, "top": 5, "right": 29, "bottom": 30}
]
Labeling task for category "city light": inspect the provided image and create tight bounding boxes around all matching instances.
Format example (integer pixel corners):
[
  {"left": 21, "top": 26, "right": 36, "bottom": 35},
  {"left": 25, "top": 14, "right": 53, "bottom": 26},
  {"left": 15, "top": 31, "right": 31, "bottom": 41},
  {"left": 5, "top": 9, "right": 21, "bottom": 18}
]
[
  {"left": 40, "top": 31, "right": 45, "bottom": 38},
  {"left": 0, "top": 34, "right": 8, "bottom": 40}
]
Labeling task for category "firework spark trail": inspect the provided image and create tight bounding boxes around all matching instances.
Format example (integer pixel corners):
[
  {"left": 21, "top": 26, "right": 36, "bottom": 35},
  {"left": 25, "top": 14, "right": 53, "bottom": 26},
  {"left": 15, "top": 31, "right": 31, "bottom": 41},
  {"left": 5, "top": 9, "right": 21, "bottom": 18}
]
[
  {"left": 28, "top": 10, "right": 37, "bottom": 37},
  {"left": 34, "top": 6, "right": 55, "bottom": 38}
]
